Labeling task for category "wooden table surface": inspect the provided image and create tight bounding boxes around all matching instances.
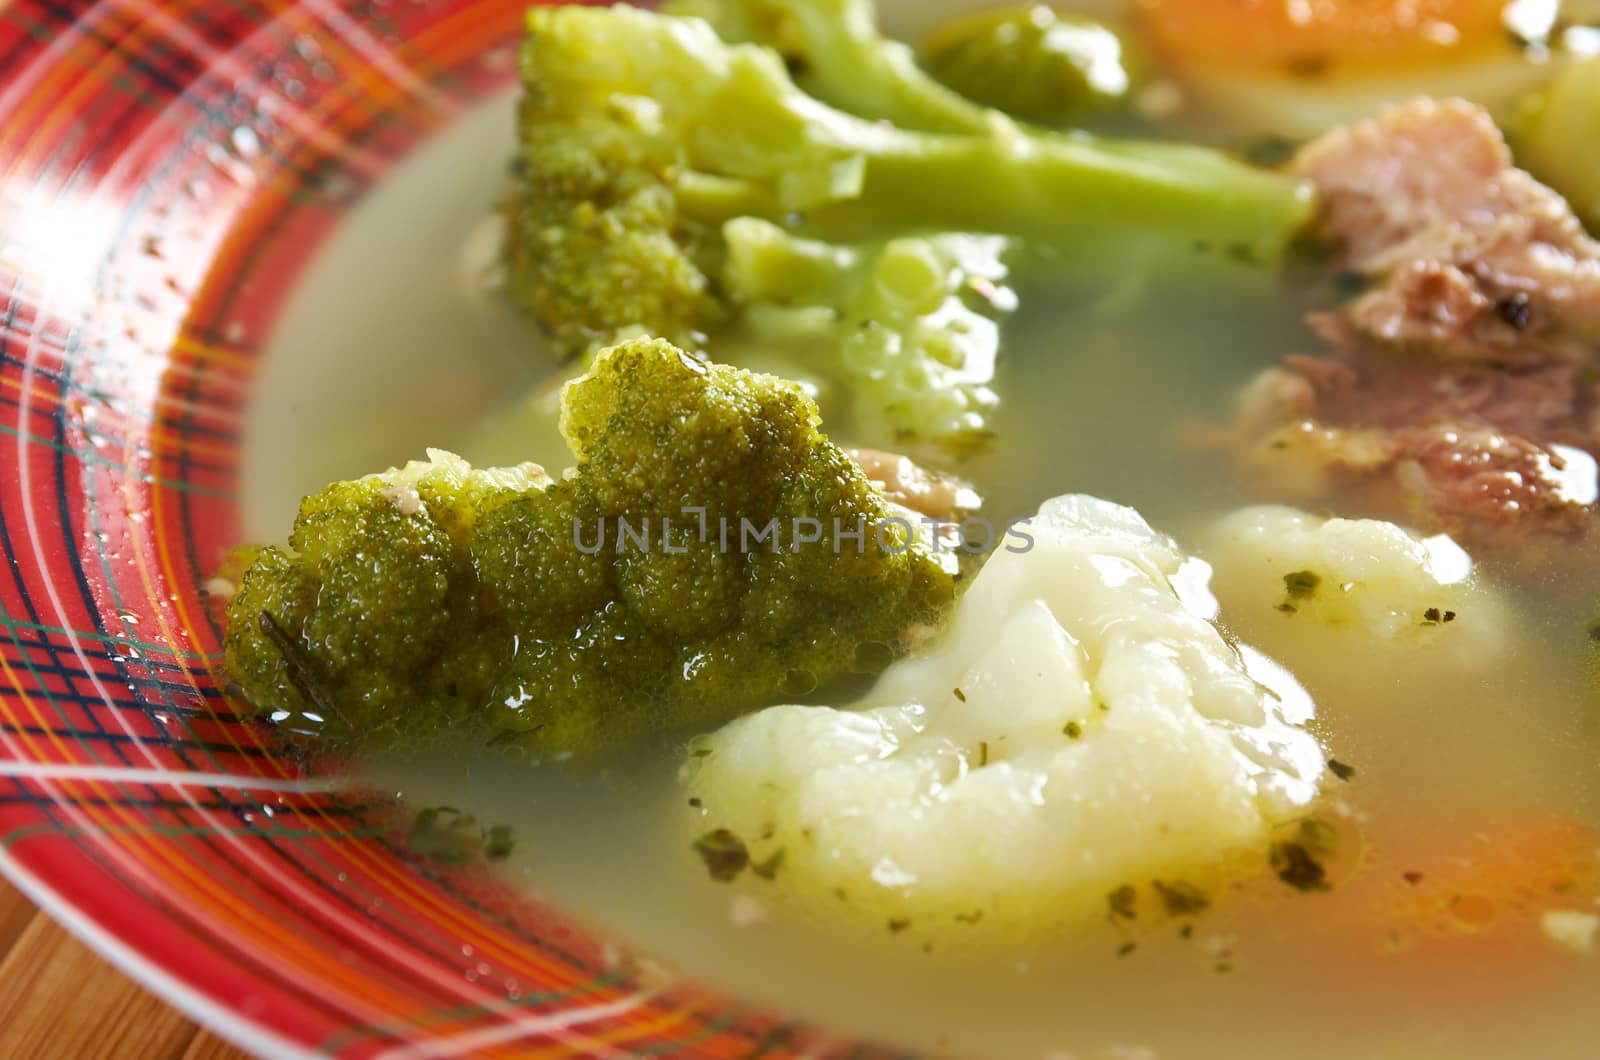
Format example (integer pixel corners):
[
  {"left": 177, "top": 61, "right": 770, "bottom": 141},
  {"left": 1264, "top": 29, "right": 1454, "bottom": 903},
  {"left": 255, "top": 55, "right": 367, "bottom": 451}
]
[{"left": 0, "top": 874, "right": 255, "bottom": 1060}]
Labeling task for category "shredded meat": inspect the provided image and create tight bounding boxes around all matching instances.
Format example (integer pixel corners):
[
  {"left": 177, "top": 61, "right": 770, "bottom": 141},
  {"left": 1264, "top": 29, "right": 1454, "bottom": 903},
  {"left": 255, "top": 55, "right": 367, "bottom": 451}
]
[
  {"left": 1294, "top": 97, "right": 1600, "bottom": 366},
  {"left": 845, "top": 447, "right": 980, "bottom": 523},
  {"left": 1223, "top": 98, "right": 1600, "bottom": 562}
]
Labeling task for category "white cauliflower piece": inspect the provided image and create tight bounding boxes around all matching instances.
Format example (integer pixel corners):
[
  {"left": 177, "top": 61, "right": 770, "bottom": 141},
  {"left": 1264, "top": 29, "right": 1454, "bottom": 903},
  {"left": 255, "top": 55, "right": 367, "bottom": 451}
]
[
  {"left": 1199, "top": 505, "right": 1508, "bottom": 660},
  {"left": 682, "top": 495, "right": 1327, "bottom": 933}
]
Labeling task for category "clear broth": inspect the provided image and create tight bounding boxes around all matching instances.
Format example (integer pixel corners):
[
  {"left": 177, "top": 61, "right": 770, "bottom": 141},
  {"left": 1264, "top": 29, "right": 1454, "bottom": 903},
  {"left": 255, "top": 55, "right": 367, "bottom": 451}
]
[{"left": 244, "top": 31, "right": 1600, "bottom": 1060}]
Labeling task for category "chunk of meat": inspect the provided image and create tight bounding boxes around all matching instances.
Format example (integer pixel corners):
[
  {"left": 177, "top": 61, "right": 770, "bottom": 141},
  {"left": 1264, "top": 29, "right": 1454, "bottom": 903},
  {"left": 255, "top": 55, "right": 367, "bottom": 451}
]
[
  {"left": 1221, "top": 98, "right": 1600, "bottom": 561},
  {"left": 845, "top": 447, "right": 981, "bottom": 522},
  {"left": 1233, "top": 365, "right": 1594, "bottom": 549},
  {"left": 1295, "top": 97, "right": 1600, "bottom": 366}
]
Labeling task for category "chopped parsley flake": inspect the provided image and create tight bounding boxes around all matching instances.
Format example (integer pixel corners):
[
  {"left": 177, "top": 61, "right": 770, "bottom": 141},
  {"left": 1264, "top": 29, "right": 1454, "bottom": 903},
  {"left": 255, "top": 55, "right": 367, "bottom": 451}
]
[
  {"left": 1326, "top": 758, "right": 1356, "bottom": 782},
  {"left": 1152, "top": 879, "right": 1211, "bottom": 917},
  {"left": 1282, "top": 570, "right": 1321, "bottom": 600},
  {"left": 1107, "top": 884, "right": 1138, "bottom": 920},
  {"left": 692, "top": 828, "right": 750, "bottom": 882},
  {"left": 1063, "top": 720, "right": 1082, "bottom": 739},
  {"left": 1271, "top": 841, "right": 1331, "bottom": 892}
]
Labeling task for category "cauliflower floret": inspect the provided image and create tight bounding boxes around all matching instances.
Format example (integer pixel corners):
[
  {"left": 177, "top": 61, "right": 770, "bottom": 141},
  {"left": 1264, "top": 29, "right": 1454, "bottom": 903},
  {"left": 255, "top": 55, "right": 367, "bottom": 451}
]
[
  {"left": 682, "top": 495, "right": 1327, "bottom": 935},
  {"left": 1199, "top": 505, "right": 1509, "bottom": 663}
]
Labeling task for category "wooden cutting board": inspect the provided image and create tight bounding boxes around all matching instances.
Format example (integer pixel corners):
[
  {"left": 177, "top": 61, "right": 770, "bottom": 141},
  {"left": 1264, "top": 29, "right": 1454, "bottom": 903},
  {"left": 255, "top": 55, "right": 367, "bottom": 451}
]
[{"left": 0, "top": 875, "right": 253, "bottom": 1060}]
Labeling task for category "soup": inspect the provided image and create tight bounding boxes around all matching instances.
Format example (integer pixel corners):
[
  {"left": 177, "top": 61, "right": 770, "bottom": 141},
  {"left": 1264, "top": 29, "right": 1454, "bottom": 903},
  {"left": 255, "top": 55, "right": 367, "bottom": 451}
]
[{"left": 237, "top": 2, "right": 1600, "bottom": 1056}]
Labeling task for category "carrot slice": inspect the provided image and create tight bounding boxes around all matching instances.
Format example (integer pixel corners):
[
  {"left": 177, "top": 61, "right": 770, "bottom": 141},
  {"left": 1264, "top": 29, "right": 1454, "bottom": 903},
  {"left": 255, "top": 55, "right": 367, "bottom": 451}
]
[
  {"left": 1371, "top": 818, "right": 1598, "bottom": 942},
  {"left": 1137, "top": 0, "right": 1510, "bottom": 75}
]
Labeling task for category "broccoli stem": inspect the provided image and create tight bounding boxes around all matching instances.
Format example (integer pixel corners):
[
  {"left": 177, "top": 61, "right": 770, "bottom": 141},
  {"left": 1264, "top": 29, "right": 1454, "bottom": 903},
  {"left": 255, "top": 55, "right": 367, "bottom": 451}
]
[
  {"left": 794, "top": 131, "right": 1314, "bottom": 258},
  {"left": 746, "top": 0, "right": 989, "bottom": 135}
]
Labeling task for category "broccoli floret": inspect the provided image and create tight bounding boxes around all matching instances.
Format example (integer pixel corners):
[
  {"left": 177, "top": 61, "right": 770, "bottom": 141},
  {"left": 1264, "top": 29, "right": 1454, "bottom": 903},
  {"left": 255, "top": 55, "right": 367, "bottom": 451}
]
[
  {"left": 503, "top": 2, "right": 1313, "bottom": 447},
  {"left": 224, "top": 339, "right": 954, "bottom": 757},
  {"left": 1516, "top": 53, "right": 1600, "bottom": 234},
  {"left": 675, "top": 0, "right": 1139, "bottom": 132},
  {"left": 667, "top": 0, "right": 993, "bottom": 135},
  {"left": 723, "top": 217, "right": 1011, "bottom": 451},
  {"left": 918, "top": 5, "right": 1141, "bottom": 125}
]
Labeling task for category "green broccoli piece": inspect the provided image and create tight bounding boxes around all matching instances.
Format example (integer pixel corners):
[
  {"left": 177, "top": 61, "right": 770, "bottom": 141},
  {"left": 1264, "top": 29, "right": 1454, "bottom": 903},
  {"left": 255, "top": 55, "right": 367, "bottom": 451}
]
[
  {"left": 667, "top": 0, "right": 993, "bottom": 135},
  {"left": 919, "top": 5, "right": 1141, "bottom": 125},
  {"left": 224, "top": 338, "right": 954, "bottom": 757},
  {"left": 503, "top": 2, "right": 1313, "bottom": 447},
  {"left": 1516, "top": 53, "right": 1600, "bottom": 234},
  {"left": 723, "top": 217, "right": 1011, "bottom": 451},
  {"left": 675, "top": 0, "right": 1140, "bottom": 133}
]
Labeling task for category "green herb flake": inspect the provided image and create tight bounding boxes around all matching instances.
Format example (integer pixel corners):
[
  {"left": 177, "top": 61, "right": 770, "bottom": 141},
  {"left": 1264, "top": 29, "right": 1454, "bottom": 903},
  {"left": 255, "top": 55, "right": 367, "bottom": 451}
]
[
  {"left": 751, "top": 847, "right": 787, "bottom": 880},
  {"left": 1117, "top": 941, "right": 1138, "bottom": 958},
  {"left": 1282, "top": 570, "right": 1321, "bottom": 600},
  {"left": 1271, "top": 841, "right": 1331, "bottom": 892},
  {"left": 692, "top": 828, "right": 750, "bottom": 882},
  {"left": 887, "top": 917, "right": 912, "bottom": 934},
  {"left": 1179, "top": 923, "right": 1194, "bottom": 940},
  {"left": 1327, "top": 758, "right": 1356, "bottom": 782},
  {"left": 1152, "top": 879, "right": 1211, "bottom": 917},
  {"left": 952, "top": 687, "right": 966, "bottom": 703},
  {"left": 954, "top": 910, "right": 984, "bottom": 925},
  {"left": 977, "top": 740, "right": 989, "bottom": 767},
  {"left": 1423, "top": 607, "right": 1442, "bottom": 625},
  {"left": 1063, "top": 720, "right": 1083, "bottom": 740},
  {"left": 1107, "top": 884, "right": 1138, "bottom": 920}
]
